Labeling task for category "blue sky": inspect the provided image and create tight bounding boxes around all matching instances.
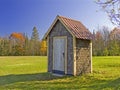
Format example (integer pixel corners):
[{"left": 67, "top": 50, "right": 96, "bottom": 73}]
[{"left": 0, "top": 0, "right": 115, "bottom": 39}]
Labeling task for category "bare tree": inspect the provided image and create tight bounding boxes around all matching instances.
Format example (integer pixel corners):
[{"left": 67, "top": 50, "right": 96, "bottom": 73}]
[{"left": 95, "top": 0, "right": 120, "bottom": 26}]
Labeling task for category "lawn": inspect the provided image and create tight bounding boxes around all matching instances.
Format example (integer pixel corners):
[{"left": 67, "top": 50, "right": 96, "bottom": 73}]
[{"left": 0, "top": 56, "right": 120, "bottom": 90}]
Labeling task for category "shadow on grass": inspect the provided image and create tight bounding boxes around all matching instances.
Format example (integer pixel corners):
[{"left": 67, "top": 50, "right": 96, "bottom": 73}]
[
  {"left": 0, "top": 72, "right": 59, "bottom": 86},
  {"left": 0, "top": 73, "right": 120, "bottom": 89},
  {"left": 85, "top": 77, "right": 120, "bottom": 90}
]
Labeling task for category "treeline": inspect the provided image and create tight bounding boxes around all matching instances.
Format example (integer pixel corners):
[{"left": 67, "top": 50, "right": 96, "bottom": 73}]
[
  {"left": 0, "top": 26, "right": 120, "bottom": 56},
  {"left": 0, "top": 27, "right": 47, "bottom": 56},
  {"left": 92, "top": 26, "right": 120, "bottom": 56}
]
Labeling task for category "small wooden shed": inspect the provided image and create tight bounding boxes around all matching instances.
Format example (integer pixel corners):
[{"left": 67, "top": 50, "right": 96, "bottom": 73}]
[{"left": 44, "top": 15, "right": 92, "bottom": 76}]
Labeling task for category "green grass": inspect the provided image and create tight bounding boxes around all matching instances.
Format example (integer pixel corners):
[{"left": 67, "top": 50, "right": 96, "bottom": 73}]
[
  {"left": 0, "top": 56, "right": 47, "bottom": 75},
  {"left": 0, "top": 56, "right": 120, "bottom": 90}
]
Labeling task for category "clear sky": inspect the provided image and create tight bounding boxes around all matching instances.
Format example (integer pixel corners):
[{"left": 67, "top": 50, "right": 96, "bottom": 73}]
[{"left": 0, "top": 0, "right": 115, "bottom": 39}]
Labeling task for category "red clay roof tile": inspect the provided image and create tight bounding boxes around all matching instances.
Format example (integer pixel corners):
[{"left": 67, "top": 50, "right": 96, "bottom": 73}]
[{"left": 58, "top": 16, "right": 92, "bottom": 40}]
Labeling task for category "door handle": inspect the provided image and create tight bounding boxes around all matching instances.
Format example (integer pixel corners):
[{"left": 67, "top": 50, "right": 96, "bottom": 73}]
[{"left": 63, "top": 52, "right": 65, "bottom": 58}]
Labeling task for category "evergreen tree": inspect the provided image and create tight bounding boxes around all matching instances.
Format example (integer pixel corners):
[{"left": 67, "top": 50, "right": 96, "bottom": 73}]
[
  {"left": 31, "top": 26, "right": 40, "bottom": 55},
  {"left": 31, "top": 26, "right": 39, "bottom": 41}
]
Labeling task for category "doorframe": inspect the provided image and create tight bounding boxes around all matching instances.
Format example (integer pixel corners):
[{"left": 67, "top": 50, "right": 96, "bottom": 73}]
[{"left": 53, "top": 36, "right": 67, "bottom": 74}]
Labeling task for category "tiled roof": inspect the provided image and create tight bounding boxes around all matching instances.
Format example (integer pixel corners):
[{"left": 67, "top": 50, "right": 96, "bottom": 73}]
[
  {"left": 58, "top": 16, "right": 92, "bottom": 40},
  {"left": 44, "top": 15, "right": 92, "bottom": 40}
]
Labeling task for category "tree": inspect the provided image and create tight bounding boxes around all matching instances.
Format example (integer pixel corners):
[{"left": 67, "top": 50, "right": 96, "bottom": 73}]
[
  {"left": 92, "top": 26, "right": 120, "bottom": 56},
  {"left": 23, "top": 33, "right": 30, "bottom": 55},
  {"left": 95, "top": 30, "right": 104, "bottom": 55},
  {"left": 109, "top": 27, "right": 120, "bottom": 55},
  {"left": 40, "top": 40, "right": 47, "bottom": 56},
  {"left": 9, "top": 33, "right": 25, "bottom": 56},
  {"left": 9, "top": 32, "right": 25, "bottom": 46},
  {"left": 0, "top": 37, "right": 11, "bottom": 56},
  {"left": 103, "top": 47, "right": 109, "bottom": 56},
  {"left": 109, "top": 40, "right": 119, "bottom": 55},
  {"left": 31, "top": 26, "right": 39, "bottom": 41},
  {"left": 31, "top": 26, "right": 40, "bottom": 55},
  {"left": 95, "top": 0, "right": 120, "bottom": 26}
]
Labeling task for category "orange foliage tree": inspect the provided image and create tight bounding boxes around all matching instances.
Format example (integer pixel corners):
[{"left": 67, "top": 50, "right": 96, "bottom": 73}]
[
  {"left": 9, "top": 32, "right": 25, "bottom": 55},
  {"left": 9, "top": 32, "right": 25, "bottom": 44}
]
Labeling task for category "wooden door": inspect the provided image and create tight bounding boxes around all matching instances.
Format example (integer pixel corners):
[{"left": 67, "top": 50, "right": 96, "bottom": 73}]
[{"left": 53, "top": 37, "right": 66, "bottom": 74}]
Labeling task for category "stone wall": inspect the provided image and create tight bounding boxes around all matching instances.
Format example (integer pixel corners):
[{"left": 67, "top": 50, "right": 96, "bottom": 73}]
[
  {"left": 76, "top": 39, "right": 91, "bottom": 75},
  {"left": 48, "top": 20, "right": 73, "bottom": 75}
]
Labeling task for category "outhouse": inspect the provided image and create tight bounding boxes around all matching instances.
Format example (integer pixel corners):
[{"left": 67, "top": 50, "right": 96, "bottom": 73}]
[{"left": 44, "top": 15, "right": 92, "bottom": 76}]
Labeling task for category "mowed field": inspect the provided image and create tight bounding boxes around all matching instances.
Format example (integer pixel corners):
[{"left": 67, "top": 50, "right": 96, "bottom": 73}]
[{"left": 0, "top": 56, "right": 120, "bottom": 90}]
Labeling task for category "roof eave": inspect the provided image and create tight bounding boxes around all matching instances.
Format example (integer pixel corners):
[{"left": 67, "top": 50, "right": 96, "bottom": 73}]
[
  {"left": 43, "top": 15, "right": 76, "bottom": 39},
  {"left": 43, "top": 15, "right": 59, "bottom": 40}
]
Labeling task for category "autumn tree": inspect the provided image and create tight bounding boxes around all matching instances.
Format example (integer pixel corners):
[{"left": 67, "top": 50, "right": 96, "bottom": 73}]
[
  {"left": 40, "top": 40, "right": 47, "bottom": 56},
  {"left": 95, "top": 0, "right": 120, "bottom": 26},
  {"left": 9, "top": 33, "right": 25, "bottom": 55}
]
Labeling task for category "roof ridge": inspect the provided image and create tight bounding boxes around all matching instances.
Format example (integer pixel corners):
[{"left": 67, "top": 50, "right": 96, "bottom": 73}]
[{"left": 58, "top": 15, "right": 81, "bottom": 23}]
